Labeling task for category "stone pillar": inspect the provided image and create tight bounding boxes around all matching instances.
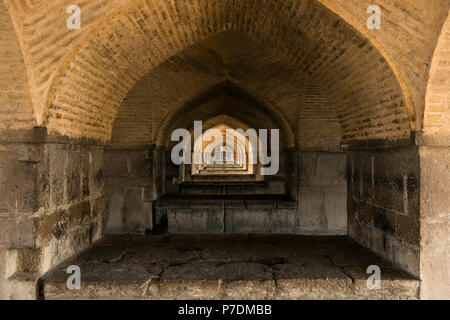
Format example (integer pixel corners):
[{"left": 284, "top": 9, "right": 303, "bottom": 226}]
[
  {"left": 0, "top": 129, "right": 41, "bottom": 299},
  {"left": 0, "top": 127, "right": 105, "bottom": 299},
  {"left": 418, "top": 146, "right": 450, "bottom": 299}
]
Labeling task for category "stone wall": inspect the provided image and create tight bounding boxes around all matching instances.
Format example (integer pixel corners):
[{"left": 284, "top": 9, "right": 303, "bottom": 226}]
[
  {"left": 347, "top": 146, "right": 420, "bottom": 277},
  {"left": 104, "top": 147, "right": 168, "bottom": 234},
  {"left": 103, "top": 150, "right": 346, "bottom": 236},
  {"left": 297, "top": 152, "right": 347, "bottom": 235},
  {"left": 0, "top": 129, "right": 105, "bottom": 299},
  {"left": 157, "top": 197, "right": 298, "bottom": 234}
]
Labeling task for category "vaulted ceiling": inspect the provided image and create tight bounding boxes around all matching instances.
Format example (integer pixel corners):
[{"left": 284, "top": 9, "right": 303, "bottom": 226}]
[{"left": 2, "top": 0, "right": 449, "bottom": 145}]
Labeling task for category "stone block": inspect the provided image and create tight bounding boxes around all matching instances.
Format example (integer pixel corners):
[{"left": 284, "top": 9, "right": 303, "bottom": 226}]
[
  {"left": 5, "top": 248, "right": 41, "bottom": 279},
  {"left": 123, "top": 188, "right": 153, "bottom": 232},
  {"left": 323, "top": 185, "right": 347, "bottom": 232},
  {"left": 344, "top": 266, "right": 419, "bottom": 299},
  {"left": 316, "top": 152, "right": 347, "bottom": 185},
  {"left": 160, "top": 279, "right": 221, "bottom": 299},
  {"left": 298, "top": 152, "right": 317, "bottom": 187},
  {"left": 270, "top": 209, "right": 296, "bottom": 234},
  {"left": 190, "top": 200, "right": 223, "bottom": 209},
  {"left": 0, "top": 146, "right": 38, "bottom": 213},
  {"left": 129, "top": 151, "right": 151, "bottom": 177},
  {"left": 103, "top": 151, "right": 128, "bottom": 177},
  {"left": 273, "top": 263, "right": 353, "bottom": 299},
  {"left": 160, "top": 262, "right": 223, "bottom": 299},
  {"left": 373, "top": 148, "right": 419, "bottom": 214},
  {"left": 5, "top": 277, "right": 38, "bottom": 300},
  {"left": 396, "top": 214, "right": 420, "bottom": 245},
  {"left": 224, "top": 279, "right": 276, "bottom": 299},
  {"left": 67, "top": 201, "right": 91, "bottom": 228},
  {"left": 372, "top": 207, "right": 397, "bottom": 235},
  {"left": 92, "top": 196, "right": 105, "bottom": 221},
  {"left": 35, "top": 210, "right": 68, "bottom": 246},
  {"left": 225, "top": 209, "right": 270, "bottom": 233},
  {"left": 47, "top": 144, "right": 67, "bottom": 207},
  {"left": 298, "top": 187, "right": 326, "bottom": 231},
  {"left": 142, "top": 186, "right": 156, "bottom": 201},
  {"left": 104, "top": 184, "right": 125, "bottom": 233},
  {"left": 246, "top": 200, "right": 275, "bottom": 209},
  {"left": 90, "top": 146, "right": 104, "bottom": 194},
  {"left": 16, "top": 144, "right": 43, "bottom": 162},
  {"left": 168, "top": 209, "right": 223, "bottom": 234}
]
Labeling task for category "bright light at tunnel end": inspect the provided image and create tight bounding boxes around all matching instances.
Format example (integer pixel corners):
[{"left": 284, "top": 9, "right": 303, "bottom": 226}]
[{"left": 171, "top": 121, "right": 280, "bottom": 176}]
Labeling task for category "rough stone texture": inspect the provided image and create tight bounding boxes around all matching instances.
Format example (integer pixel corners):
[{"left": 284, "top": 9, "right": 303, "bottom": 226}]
[
  {"left": 418, "top": 146, "right": 450, "bottom": 299},
  {"left": 103, "top": 148, "right": 157, "bottom": 234},
  {"left": 0, "top": 130, "right": 105, "bottom": 299},
  {"left": 35, "top": 143, "right": 105, "bottom": 276},
  {"left": 104, "top": 151, "right": 346, "bottom": 235},
  {"left": 156, "top": 195, "right": 298, "bottom": 235},
  {"left": 348, "top": 147, "right": 421, "bottom": 277},
  {"left": 39, "top": 235, "right": 419, "bottom": 300},
  {"left": 298, "top": 152, "right": 347, "bottom": 234}
]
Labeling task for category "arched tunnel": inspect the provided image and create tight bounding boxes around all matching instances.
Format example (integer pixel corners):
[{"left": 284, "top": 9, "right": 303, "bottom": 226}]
[{"left": 0, "top": 0, "right": 449, "bottom": 300}]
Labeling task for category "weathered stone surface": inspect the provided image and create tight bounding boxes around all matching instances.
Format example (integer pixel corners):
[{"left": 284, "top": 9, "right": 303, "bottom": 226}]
[
  {"left": 348, "top": 148, "right": 421, "bottom": 277},
  {"left": 419, "top": 146, "right": 450, "bottom": 300},
  {"left": 168, "top": 209, "right": 223, "bottom": 234},
  {"left": 270, "top": 209, "right": 297, "bottom": 234},
  {"left": 5, "top": 248, "right": 41, "bottom": 279},
  {"left": 297, "top": 152, "right": 347, "bottom": 234},
  {"left": 39, "top": 235, "right": 419, "bottom": 300},
  {"left": 273, "top": 263, "right": 353, "bottom": 299},
  {"left": 226, "top": 209, "right": 271, "bottom": 234},
  {"left": 103, "top": 151, "right": 128, "bottom": 178},
  {"left": 344, "top": 266, "right": 419, "bottom": 298}
]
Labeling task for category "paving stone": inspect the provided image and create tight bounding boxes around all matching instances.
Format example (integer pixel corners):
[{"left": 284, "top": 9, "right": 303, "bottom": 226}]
[{"left": 39, "top": 235, "right": 419, "bottom": 300}]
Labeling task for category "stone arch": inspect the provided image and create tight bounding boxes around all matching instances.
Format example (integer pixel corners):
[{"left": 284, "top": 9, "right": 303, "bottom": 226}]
[
  {"left": 112, "top": 31, "right": 336, "bottom": 150},
  {"left": 423, "top": 11, "right": 450, "bottom": 145},
  {"left": 189, "top": 119, "right": 256, "bottom": 176},
  {"left": 44, "top": 0, "right": 411, "bottom": 145},
  {"left": 155, "top": 81, "right": 296, "bottom": 149}
]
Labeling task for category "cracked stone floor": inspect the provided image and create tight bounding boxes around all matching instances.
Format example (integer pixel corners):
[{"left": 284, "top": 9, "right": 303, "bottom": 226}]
[{"left": 39, "top": 234, "right": 419, "bottom": 300}]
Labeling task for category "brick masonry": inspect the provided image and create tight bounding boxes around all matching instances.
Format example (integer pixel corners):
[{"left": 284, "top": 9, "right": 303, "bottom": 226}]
[
  {"left": 4, "top": 0, "right": 449, "bottom": 141},
  {"left": 0, "top": 0, "right": 449, "bottom": 300}
]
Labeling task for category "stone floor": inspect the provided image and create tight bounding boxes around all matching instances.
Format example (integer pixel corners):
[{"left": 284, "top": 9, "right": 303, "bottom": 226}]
[{"left": 39, "top": 234, "right": 419, "bottom": 300}]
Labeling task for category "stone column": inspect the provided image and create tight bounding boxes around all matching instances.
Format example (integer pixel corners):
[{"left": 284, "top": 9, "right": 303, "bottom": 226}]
[{"left": 418, "top": 146, "right": 450, "bottom": 299}]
